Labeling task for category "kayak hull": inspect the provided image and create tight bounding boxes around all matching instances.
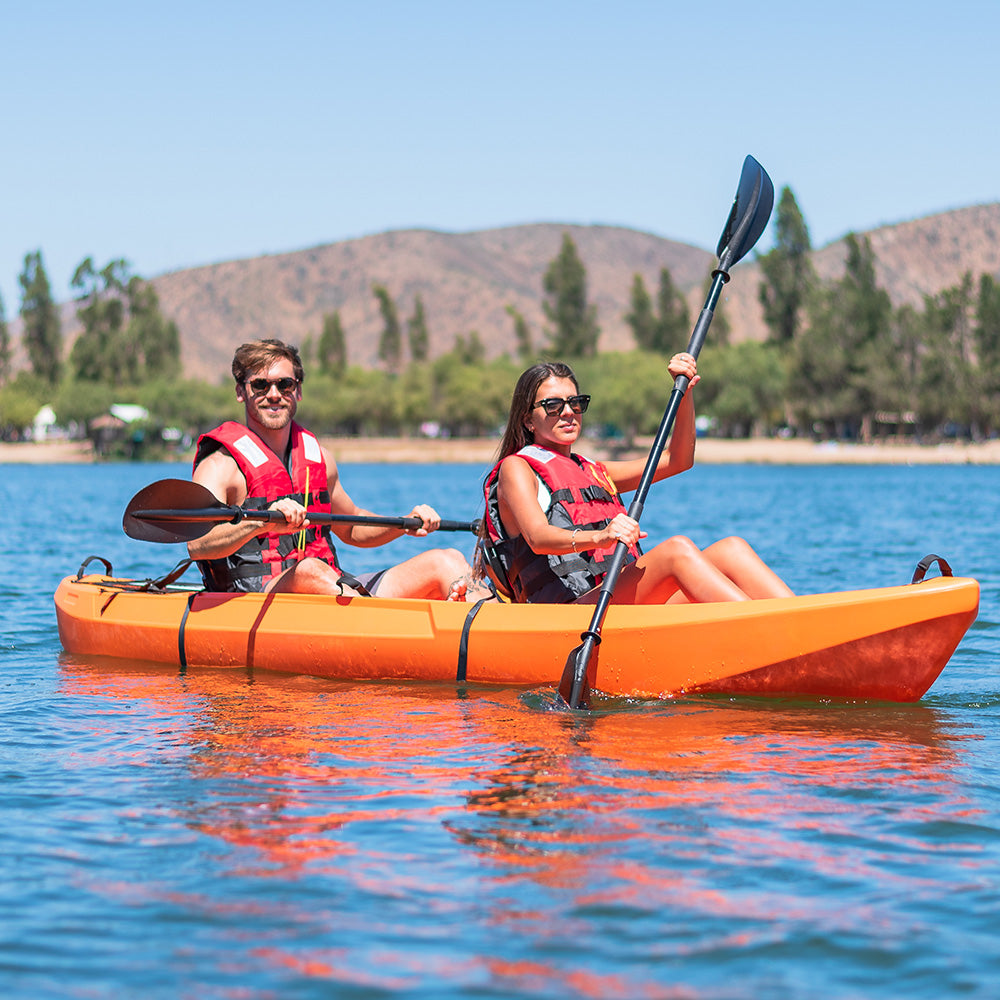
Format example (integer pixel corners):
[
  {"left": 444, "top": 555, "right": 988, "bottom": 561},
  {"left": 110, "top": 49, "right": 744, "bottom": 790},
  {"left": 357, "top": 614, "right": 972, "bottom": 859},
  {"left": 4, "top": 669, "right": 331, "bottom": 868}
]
[{"left": 54, "top": 573, "right": 979, "bottom": 702}]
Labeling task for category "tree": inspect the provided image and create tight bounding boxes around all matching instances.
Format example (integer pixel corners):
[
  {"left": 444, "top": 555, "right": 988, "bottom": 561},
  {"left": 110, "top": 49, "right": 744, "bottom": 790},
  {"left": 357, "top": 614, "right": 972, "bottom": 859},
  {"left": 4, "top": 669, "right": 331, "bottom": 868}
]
[
  {"left": 318, "top": 310, "right": 347, "bottom": 376},
  {"left": 581, "top": 351, "right": 673, "bottom": 449},
  {"left": 974, "top": 273, "right": 1000, "bottom": 372},
  {"left": 653, "top": 266, "right": 691, "bottom": 351},
  {"left": 758, "top": 186, "right": 815, "bottom": 344},
  {"left": 69, "top": 258, "right": 180, "bottom": 385},
  {"left": 372, "top": 283, "right": 402, "bottom": 372},
  {"left": 506, "top": 304, "right": 533, "bottom": 361},
  {"left": 451, "top": 331, "right": 486, "bottom": 365},
  {"left": 0, "top": 289, "right": 10, "bottom": 384},
  {"left": 790, "top": 234, "right": 892, "bottom": 438},
  {"left": 407, "top": 294, "right": 430, "bottom": 362},
  {"left": 0, "top": 373, "right": 45, "bottom": 439},
  {"left": 624, "top": 273, "right": 656, "bottom": 350},
  {"left": 128, "top": 277, "right": 181, "bottom": 381},
  {"left": 18, "top": 250, "right": 62, "bottom": 384},
  {"left": 698, "top": 342, "right": 788, "bottom": 437},
  {"left": 916, "top": 273, "right": 977, "bottom": 435},
  {"left": 542, "top": 233, "right": 599, "bottom": 357},
  {"left": 70, "top": 257, "right": 129, "bottom": 383},
  {"left": 430, "top": 356, "right": 515, "bottom": 437},
  {"left": 974, "top": 274, "right": 1000, "bottom": 435}
]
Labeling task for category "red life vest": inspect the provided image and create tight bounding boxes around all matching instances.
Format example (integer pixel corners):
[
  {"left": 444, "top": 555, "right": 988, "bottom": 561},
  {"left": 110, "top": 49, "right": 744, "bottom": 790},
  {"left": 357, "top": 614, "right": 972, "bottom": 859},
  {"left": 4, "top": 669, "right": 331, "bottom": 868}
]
[
  {"left": 192, "top": 420, "right": 342, "bottom": 592},
  {"left": 482, "top": 444, "right": 638, "bottom": 603}
]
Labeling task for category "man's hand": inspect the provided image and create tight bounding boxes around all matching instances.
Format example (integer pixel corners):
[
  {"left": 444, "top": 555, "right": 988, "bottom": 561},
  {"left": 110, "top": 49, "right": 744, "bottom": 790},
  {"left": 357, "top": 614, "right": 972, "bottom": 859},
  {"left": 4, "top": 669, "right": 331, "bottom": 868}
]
[
  {"left": 405, "top": 504, "right": 441, "bottom": 536},
  {"left": 267, "top": 497, "right": 310, "bottom": 534}
]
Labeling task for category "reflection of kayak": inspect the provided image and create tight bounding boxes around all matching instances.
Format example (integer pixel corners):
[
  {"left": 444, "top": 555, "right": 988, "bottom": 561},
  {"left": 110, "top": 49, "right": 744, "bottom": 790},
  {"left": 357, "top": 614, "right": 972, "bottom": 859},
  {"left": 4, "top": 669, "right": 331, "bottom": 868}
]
[{"left": 54, "top": 567, "right": 978, "bottom": 702}]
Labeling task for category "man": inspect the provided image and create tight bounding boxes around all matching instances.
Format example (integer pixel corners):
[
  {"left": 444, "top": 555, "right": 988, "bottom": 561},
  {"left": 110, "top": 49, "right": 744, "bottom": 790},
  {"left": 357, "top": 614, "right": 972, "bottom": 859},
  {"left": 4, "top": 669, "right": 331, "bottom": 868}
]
[{"left": 188, "top": 338, "right": 482, "bottom": 599}]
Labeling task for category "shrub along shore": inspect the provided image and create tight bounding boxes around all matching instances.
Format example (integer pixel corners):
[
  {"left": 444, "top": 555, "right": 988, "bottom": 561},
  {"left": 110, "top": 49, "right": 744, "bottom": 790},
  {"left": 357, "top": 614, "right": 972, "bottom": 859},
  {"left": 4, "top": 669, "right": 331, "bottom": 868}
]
[{"left": 5, "top": 436, "right": 1000, "bottom": 466}]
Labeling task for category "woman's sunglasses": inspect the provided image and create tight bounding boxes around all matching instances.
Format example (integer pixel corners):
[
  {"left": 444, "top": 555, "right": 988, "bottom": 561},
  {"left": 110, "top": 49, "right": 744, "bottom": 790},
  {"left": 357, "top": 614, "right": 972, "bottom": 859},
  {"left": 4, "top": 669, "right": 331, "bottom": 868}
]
[
  {"left": 246, "top": 377, "right": 300, "bottom": 396},
  {"left": 532, "top": 394, "right": 591, "bottom": 416}
]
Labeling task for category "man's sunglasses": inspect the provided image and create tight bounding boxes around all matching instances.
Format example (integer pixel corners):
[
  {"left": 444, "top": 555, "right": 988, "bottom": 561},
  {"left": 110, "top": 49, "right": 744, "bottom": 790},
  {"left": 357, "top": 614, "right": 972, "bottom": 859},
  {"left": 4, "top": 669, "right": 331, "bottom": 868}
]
[
  {"left": 532, "top": 394, "right": 591, "bottom": 416},
  {"left": 246, "top": 377, "right": 300, "bottom": 396}
]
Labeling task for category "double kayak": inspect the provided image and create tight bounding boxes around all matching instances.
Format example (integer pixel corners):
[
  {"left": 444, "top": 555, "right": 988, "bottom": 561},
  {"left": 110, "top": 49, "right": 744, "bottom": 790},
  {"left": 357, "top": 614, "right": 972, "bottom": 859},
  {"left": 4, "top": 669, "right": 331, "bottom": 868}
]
[{"left": 54, "top": 558, "right": 979, "bottom": 702}]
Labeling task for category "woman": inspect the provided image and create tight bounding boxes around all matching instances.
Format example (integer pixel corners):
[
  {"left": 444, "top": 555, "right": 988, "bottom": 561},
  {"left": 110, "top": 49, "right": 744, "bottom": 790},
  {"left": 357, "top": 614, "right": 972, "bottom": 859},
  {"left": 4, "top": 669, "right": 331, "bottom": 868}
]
[{"left": 477, "top": 355, "right": 792, "bottom": 605}]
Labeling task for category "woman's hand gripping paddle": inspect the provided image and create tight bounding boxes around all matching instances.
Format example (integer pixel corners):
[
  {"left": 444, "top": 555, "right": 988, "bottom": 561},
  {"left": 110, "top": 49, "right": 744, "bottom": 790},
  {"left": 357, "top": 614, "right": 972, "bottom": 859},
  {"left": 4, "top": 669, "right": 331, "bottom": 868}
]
[{"left": 558, "top": 155, "right": 775, "bottom": 709}]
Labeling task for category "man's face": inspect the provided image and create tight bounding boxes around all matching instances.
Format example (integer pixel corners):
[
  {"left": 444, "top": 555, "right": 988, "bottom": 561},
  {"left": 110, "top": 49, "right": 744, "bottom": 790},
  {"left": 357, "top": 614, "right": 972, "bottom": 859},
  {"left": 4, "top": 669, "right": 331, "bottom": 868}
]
[{"left": 236, "top": 358, "right": 302, "bottom": 434}]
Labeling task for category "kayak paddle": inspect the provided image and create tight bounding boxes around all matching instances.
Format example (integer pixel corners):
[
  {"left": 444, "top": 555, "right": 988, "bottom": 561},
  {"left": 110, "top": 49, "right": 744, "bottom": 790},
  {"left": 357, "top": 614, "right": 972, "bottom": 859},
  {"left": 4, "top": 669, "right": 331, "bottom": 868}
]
[
  {"left": 123, "top": 478, "right": 480, "bottom": 544},
  {"left": 557, "top": 154, "right": 775, "bottom": 709}
]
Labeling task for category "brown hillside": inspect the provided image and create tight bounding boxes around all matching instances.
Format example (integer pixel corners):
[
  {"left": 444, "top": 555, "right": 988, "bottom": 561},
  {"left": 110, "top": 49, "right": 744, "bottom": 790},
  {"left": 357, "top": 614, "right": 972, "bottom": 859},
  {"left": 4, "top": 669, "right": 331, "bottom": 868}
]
[
  {"left": 147, "top": 203, "right": 1000, "bottom": 380},
  {"left": 12, "top": 206, "right": 1000, "bottom": 381},
  {"left": 150, "top": 224, "right": 715, "bottom": 382},
  {"left": 810, "top": 203, "right": 1000, "bottom": 306}
]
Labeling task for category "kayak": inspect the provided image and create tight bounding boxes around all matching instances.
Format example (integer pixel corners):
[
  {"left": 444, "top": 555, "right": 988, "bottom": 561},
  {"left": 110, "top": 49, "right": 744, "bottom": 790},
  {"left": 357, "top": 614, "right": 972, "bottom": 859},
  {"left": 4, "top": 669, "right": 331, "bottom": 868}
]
[{"left": 54, "top": 562, "right": 979, "bottom": 702}]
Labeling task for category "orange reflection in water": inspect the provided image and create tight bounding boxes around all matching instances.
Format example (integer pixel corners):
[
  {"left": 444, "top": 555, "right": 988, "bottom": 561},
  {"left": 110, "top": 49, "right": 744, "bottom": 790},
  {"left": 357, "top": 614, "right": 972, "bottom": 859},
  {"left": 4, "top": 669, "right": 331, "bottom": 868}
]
[{"left": 59, "top": 656, "right": 980, "bottom": 995}]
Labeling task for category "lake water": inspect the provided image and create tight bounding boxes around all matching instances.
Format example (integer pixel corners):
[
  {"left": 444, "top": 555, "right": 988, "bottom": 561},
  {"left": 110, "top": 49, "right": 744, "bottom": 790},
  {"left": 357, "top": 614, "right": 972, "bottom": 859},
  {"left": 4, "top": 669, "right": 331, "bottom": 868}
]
[{"left": 3, "top": 459, "right": 999, "bottom": 999}]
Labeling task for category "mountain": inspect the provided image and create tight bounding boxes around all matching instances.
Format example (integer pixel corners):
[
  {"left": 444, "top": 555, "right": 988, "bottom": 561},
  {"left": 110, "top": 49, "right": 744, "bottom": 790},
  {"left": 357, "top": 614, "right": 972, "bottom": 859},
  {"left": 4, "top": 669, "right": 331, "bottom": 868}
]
[
  {"left": 14, "top": 204, "right": 1000, "bottom": 382},
  {"left": 149, "top": 224, "right": 716, "bottom": 382}
]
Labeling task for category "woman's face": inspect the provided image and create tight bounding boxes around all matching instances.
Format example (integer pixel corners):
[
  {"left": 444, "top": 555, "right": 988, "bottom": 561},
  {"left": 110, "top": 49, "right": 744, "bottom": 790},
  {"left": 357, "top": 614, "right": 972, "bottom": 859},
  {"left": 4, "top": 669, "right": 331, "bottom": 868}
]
[{"left": 524, "top": 375, "right": 584, "bottom": 453}]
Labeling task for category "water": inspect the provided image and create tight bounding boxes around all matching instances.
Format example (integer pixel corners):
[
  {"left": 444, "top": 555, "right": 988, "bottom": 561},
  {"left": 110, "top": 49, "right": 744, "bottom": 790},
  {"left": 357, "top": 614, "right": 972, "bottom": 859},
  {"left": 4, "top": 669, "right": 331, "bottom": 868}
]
[{"left": 3, "top": 459, "right": 1000, "bottom": 999}]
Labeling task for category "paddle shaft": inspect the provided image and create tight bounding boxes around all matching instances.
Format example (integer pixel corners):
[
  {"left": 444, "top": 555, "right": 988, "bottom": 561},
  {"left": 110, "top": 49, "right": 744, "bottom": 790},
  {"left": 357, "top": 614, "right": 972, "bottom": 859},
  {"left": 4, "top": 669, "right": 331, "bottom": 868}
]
[
  {"left": 561, "top": 270, "right": 727, "bottom": 708},
  {"left": 133, "top": 506, "right": 479, "bottom": 533}
]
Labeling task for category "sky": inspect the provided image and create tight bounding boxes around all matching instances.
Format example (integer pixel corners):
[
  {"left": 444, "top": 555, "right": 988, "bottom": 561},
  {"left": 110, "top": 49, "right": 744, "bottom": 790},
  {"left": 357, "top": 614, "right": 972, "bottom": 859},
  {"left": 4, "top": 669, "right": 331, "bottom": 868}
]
[{"left": 3, "top": 0, "right": 999, "bottom": 316}]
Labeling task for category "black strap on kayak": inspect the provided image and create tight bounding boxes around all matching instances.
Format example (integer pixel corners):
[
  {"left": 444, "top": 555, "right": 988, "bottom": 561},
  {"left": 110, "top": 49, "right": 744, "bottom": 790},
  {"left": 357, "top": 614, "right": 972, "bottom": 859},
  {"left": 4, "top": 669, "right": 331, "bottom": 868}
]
[
  {"left": 337, "top": 572, "right": 372, "bottom": 597},
  {"left": 75, "top": 555, "right": 113, "bottom": 580},
  {"left": 141, "top": 558, "right": 197, "bottom": 592},
  {"left": 456, "top": 597, "right": 490, "bottom": 683},
  {"left": 178, "top": 592, "right": 197, "bottom": 669},
  {"left": 910, "top": 553, "right": 953, "bottom": 584}
]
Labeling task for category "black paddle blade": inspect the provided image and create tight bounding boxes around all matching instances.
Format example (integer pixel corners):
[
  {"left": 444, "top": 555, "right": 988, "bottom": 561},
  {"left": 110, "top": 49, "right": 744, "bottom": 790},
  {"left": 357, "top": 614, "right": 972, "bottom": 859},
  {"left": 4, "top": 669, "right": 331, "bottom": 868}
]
[
  {"left": 557, "top": 636, "right": 597, "bottom": 710},
  {"left": 123, "top": 479, "right": 231, "bottom": 544},
  {"left": 715, "top": 155, "right": 774, "bottom": 273}
]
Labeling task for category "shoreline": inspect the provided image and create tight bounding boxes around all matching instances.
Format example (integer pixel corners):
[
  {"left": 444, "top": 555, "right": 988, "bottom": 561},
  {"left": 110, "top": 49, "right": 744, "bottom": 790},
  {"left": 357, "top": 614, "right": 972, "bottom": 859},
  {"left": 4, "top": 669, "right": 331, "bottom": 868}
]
[{"left": 4, "top": 436, "right": 1000, "bottom": 466}]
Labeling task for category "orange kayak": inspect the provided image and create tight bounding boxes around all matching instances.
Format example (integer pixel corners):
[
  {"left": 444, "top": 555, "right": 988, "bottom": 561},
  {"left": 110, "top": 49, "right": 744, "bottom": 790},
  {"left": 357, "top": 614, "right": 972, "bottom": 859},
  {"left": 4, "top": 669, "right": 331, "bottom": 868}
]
[{"left": 54, "top": 570, "right": 979, "bottom": 702}]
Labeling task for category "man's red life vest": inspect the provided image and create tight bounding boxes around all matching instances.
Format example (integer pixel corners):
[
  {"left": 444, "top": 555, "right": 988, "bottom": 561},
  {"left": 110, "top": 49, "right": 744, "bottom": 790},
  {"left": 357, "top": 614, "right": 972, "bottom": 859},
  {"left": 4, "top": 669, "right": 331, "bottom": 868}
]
[
  {"left": 482, "top": 444, "right": 638, "bottom": 603},
  {"left": 192, "top": 420, "right": 342, "bottom": 592}
]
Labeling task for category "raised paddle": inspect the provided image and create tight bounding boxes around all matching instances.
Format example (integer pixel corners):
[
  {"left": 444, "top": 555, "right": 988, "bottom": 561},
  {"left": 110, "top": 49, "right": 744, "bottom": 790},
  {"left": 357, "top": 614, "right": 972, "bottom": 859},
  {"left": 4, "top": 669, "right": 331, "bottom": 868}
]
[
  {"left": 123, "top": 478, "right": 480, "bottom": 544},
  {"left": 558, "top": 154, "right": 775, "bottom": 710}
]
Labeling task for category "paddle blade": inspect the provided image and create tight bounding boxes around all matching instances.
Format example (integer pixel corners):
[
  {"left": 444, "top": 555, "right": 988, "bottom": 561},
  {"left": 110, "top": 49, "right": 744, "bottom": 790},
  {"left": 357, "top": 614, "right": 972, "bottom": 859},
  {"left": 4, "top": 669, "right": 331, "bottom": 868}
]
[
  {"left": 715, "top": 155, "right": 774, "bottom": 273},
  {"left": 123, "top": 479, "right": 229, "bottom": 543},
  {"left": 557, "top": 636, "right": 598, "bottom": 710}
]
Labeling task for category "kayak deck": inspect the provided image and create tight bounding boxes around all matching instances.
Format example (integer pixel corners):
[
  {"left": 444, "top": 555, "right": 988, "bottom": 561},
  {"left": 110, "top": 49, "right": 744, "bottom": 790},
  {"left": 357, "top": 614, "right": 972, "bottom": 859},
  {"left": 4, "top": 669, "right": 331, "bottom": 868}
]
[{"left": 54, "top": 572, "right": 979, "bottom": 702}]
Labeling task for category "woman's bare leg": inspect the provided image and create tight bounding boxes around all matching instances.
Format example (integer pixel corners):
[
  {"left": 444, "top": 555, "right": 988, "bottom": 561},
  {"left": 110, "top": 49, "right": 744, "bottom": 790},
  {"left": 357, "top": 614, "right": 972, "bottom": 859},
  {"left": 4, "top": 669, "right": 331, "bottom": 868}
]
[
  {"left": 702, "top": 537, "right": 793, "bottom": 599},
  {"left": 578, "top": 535, "right": 750, "bottom": 606}
]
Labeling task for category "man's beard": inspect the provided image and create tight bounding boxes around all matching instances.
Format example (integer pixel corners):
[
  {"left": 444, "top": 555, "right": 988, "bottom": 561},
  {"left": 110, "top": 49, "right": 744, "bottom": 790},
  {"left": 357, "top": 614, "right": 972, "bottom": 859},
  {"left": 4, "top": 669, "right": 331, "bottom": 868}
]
[{"left": 250, "top": 401, "right": 295, "bottom": 430}]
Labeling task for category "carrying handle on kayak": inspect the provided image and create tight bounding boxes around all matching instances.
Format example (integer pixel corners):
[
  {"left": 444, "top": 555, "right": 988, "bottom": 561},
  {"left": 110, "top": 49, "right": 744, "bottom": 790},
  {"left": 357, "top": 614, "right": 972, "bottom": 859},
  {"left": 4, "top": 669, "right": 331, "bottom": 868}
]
[
  {"left": 911, "top": 554, "right": 953, "bottom": 584},
  {"left": 76, "top": 554, "right": 114, "bottom": 580}
]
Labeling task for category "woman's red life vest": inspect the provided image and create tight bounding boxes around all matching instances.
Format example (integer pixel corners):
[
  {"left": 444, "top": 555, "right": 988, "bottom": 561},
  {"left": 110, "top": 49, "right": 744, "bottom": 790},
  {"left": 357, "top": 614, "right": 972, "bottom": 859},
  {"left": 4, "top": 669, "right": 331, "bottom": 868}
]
[
  {"left": 192, "top": 420, "right": 342, "bottom": 592},
  {"left": 481, "top": 444, "right": 638, "bottom": 603}
]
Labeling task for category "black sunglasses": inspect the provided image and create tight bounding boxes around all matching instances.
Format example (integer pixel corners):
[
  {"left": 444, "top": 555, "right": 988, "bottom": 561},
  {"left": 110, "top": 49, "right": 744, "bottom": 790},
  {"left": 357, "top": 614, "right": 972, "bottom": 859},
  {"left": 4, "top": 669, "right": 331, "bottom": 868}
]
[
  {"left": 532, "top": 394, "right": 590, "bottom": 416},
  {"left": 246, "top": 377, "right": 300, "bottom": 396}
]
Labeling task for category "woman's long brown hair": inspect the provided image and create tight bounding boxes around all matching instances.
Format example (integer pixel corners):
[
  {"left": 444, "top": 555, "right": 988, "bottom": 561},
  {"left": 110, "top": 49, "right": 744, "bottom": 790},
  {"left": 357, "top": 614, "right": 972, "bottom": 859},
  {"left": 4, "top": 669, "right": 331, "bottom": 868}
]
[{"left": 473, "top": 362, "right": 579, "bottom": 579}]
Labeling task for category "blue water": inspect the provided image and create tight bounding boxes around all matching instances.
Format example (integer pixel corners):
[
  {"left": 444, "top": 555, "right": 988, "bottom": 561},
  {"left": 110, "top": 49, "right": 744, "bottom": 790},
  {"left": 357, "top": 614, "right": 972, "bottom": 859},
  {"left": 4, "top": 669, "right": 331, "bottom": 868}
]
[{"left": 3, "top": 459, "right": 999, "bottom": 999}]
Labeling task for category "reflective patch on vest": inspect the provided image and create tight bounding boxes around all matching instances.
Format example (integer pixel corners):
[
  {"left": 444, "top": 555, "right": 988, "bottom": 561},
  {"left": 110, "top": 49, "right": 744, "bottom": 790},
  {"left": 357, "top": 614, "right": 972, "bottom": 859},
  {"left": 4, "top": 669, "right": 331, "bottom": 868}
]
[
  {"left": 233, "top": 433, "right": 270, "bottom": 468},
  {"left": 302, "top": 432, "right": 322, "bottom": 463},
  {"left": 521, "top": 444, "right": 558, "bottom": 464}
]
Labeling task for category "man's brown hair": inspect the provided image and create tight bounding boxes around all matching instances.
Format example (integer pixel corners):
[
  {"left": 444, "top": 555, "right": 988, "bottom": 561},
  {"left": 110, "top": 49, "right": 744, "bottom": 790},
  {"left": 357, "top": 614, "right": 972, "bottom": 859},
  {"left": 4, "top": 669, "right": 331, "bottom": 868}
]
[{"left": 231, "top": 339, "right": 305, "bottom": 386}]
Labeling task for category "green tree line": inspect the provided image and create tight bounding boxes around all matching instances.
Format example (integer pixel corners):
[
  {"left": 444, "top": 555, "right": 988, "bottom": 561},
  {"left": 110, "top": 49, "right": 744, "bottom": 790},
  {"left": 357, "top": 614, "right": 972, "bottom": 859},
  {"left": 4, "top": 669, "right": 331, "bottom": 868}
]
[{"left": 3, "top": 202, "right": 1000, "bottom": 454}]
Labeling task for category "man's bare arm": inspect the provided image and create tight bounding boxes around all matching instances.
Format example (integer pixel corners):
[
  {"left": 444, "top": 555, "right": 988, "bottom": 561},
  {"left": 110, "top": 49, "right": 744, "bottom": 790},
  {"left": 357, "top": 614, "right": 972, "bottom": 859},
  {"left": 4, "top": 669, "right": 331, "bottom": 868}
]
[{"left": 187, "top": 449, "right": 306, "bottom": 560}]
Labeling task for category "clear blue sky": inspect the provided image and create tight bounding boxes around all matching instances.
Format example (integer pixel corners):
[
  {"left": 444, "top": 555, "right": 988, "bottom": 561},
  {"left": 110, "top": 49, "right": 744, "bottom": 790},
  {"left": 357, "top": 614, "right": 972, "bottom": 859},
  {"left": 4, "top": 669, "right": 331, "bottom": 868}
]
[{"left": 3, "top": 0, "right": 998, "bottom": 315}]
